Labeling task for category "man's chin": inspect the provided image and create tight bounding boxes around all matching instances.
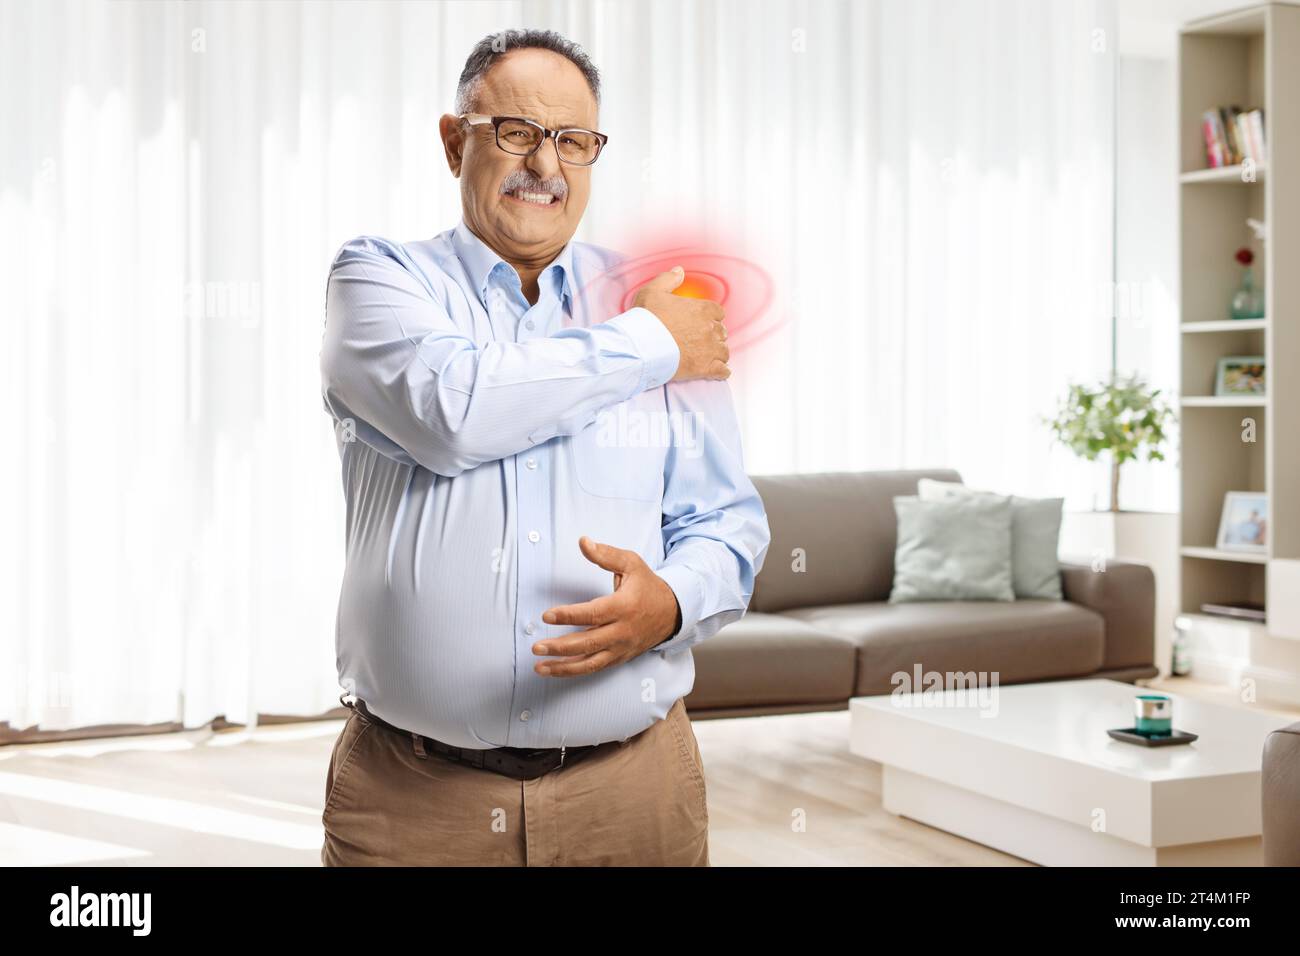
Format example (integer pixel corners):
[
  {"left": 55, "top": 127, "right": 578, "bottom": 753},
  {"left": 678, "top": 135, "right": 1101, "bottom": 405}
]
[{"left": 494, "top": 211, "right": 569, "bottom": 246}]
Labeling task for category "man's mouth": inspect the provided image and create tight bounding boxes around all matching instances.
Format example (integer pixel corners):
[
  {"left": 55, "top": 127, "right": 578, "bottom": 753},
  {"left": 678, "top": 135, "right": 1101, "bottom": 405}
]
[{"left": 504, "top": 188, "right": 560, "bottom": 206}]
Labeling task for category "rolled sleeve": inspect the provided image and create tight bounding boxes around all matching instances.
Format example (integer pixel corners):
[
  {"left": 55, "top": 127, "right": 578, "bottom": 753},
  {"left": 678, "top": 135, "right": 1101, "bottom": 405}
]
[
  {"left": 652, "top": 563, "right": 707, "bottom": 653},
  {"left": 606, "top": 306, "right": 680, "bottom": 392}
]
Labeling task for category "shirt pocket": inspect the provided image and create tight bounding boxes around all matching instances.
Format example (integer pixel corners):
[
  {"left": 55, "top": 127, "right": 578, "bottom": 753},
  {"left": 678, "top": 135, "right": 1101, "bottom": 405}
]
[{"left": 571, "top": 390, "right": 669, "bottom": 503}]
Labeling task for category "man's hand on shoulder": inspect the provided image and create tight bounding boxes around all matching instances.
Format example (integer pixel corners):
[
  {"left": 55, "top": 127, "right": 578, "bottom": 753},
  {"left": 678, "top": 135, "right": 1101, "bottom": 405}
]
[
  {"left": 535, "top": 536, "right": 681, "bottom": 676},
  {"left": 631, "top": 267, "right": 731, "bottom": 382}
]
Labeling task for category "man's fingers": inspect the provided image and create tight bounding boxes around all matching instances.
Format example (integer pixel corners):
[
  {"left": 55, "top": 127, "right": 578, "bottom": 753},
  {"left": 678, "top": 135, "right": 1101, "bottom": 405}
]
[
  {"left": 532, "top": 621, "right": 623, "bottom": 659},
  {"left": 638, "top": 265, "right": 685, "bottom": 296},
  {"left": 577, "top": 535, "right": 637, "bottom": 574},
  {"left": 542, "top": 592, "right": 621, "bottom": 627},
  {"left": 536, "top": 648, "right": 619, "bottom": 678}
]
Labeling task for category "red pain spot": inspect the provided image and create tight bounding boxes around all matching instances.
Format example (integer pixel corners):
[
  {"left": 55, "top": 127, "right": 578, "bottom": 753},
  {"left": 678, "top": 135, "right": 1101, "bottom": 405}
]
[{"left": 575, "top": 249, "right": 781, "bottom": 352}]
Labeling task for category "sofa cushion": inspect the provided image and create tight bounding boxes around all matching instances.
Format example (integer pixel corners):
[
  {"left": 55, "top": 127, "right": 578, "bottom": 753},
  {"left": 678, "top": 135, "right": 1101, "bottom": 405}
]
[
  {"left": 750, "top": 469, "right": 963, "bottom": 613},
  {"left": 780, "top": 600, "right": 1105, "bottom": 696},
  {"left": 684, "top": 613, "right": 858, "bottom": 710},
  {"left": 917, "top": 478, "right": 1064, "bottom": 600},
  {"left": 889, "top": 494, "right": 1016, "bottom": 602}
]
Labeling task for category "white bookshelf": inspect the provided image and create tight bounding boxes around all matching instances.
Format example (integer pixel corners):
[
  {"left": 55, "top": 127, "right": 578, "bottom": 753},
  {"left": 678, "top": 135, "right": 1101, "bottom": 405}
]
[
  {"left": 1178, "top": 3, "right": 1300, "bottom": 641},
  {"left": 1179, "top": 162, "right": 1268, "bottom": 184}
]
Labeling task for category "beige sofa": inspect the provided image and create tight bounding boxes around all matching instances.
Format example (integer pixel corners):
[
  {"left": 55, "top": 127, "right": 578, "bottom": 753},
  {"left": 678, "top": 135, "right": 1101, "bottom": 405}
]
[
  {"left": 1263, "top": 722, "right": 1300, "bottom": 865},
  {"left": 684, "top": 469, "right": 1158, "bottom": 718}
]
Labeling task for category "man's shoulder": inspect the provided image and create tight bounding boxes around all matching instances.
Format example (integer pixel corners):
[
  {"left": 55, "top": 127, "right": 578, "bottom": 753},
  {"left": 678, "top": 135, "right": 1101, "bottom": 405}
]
[
  {"left": 328, "top": 231, "right": 456, "bottom": 293},
  {"left": 331, "top": 230, "right": 453, "bottom": 268}
]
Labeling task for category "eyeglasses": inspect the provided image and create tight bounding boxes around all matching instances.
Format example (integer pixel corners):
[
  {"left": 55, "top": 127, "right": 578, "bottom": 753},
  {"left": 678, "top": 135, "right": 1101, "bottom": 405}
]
[{"left": 459, "top": 113, "right": 608, "bottom": 166}]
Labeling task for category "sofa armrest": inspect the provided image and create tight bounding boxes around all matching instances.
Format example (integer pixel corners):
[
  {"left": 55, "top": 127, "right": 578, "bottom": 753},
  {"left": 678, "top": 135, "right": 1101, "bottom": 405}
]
[
  {"left": 1059, "top": 558, "right": 1155, "bottom": 671},
  {"left": 1263, "top": 722, "right": 1300, "bottom": 866}
]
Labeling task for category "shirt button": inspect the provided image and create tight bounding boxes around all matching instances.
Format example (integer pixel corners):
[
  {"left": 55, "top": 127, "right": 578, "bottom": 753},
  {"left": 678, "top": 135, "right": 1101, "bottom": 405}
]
[
  {"left": 519, "top": 710, "right": 532, "bottom": 722},
  {"left": 527, "top": 530, "right": 540, "bottom": 543},
  {"left": 525, "top": 458, "right": 537, "bottom": 470},
  {"left": 525, "top": 622, "right": 536, "bottom": 635},
  {"left": 525, "top": 319, "right": 536, "bottom": 331}
]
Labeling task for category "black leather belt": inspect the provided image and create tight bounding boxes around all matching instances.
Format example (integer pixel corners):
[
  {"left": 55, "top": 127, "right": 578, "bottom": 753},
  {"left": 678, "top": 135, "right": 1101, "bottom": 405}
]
[{"left": 345, "top": 697, "right": 602, "bottom": 781}]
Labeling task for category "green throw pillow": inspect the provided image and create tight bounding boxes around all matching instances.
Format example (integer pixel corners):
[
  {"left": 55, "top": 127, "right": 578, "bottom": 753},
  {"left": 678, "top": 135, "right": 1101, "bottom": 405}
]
[
  {"left": 917, "top": 478, "right": 1064, "bottom": 600},
  {"left": 889, "top": 495, "right": 1016, "bottom": 603}
]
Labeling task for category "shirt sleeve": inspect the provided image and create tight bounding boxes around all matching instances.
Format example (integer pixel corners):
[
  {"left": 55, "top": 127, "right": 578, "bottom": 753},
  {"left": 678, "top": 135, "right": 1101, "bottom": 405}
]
[
  {"left": 649, "top": 378, "right": 770, "bottom": 654},
  {"left": 320, "top": 236, "right": 681, "bottom": 476}
]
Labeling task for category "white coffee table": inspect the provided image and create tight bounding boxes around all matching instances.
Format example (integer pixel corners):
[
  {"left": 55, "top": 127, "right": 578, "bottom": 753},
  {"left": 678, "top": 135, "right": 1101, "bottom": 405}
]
[{"left": 849, "top": 679, "right": 1292, "bottom": 866}]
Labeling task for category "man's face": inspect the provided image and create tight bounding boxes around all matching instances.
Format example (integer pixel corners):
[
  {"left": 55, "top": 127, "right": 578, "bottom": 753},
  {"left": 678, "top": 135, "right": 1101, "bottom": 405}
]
[{"left": 440, "top": 48, "right": 599, "bottom": 265}]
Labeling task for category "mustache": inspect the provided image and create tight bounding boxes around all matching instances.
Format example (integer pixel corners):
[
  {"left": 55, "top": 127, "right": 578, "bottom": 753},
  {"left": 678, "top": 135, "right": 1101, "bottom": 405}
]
[{"left": 499, "top": 169, "right": 568, "bottom": 199}]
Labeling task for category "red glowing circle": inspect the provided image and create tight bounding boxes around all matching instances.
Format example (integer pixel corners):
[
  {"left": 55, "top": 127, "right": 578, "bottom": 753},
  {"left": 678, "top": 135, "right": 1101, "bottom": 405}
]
[{"left": 575, "top": 250, "right": 777, "bottom": 351}]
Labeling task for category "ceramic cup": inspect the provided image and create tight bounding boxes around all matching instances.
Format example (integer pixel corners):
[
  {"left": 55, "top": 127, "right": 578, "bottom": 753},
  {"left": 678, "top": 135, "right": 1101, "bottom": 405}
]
[{"left": 1135, "top": 694, "right": 1173, "bottom": 735}]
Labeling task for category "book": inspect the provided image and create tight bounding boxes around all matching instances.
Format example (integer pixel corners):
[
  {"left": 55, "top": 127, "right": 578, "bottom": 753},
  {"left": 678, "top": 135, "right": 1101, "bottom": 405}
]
[
  {"left": 1199, "top": 601, "right": 1267, "bottom": 622},
  {"left": 1219, "top": 106, "right": 1242, "bottom": 164},
  {"left": 1202, "top": 111, "right": 1226, "bottom": 167},
  {"left": 1199, "top": 105, "right": 1266, "bottom": 168}
]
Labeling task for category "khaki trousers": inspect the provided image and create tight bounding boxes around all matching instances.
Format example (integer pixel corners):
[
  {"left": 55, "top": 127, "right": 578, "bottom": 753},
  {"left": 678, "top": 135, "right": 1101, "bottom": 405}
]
[{"left": 320, "top": 696, "right": 710, "bottom": 866}]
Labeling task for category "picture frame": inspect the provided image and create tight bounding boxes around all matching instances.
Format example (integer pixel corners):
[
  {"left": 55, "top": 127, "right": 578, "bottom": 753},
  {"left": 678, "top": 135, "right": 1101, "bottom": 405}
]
[
  {"left": 1214, "top": 355, "right": 1266, "bottom": 396},
  {"left": 1216, "top": 491, "right": 1268, "bottom": 553}
]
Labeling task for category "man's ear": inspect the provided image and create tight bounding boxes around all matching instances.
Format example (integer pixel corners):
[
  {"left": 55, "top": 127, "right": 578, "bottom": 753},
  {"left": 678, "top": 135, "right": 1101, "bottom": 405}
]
[{"left": 439, "top": 114, "right": 465, "bottom": 178}]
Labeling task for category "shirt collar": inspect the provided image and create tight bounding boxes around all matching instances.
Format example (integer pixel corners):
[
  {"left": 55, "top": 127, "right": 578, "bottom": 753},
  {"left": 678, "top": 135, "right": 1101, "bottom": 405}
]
[{"left": 450, "top": 219, "right": 575, "bottom": 308}]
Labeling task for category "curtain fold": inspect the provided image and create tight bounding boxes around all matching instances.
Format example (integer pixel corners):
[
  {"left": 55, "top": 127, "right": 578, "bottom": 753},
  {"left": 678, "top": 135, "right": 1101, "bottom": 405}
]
[{"left": 0, "top": 0, "right": 1115, "bottom": 734}]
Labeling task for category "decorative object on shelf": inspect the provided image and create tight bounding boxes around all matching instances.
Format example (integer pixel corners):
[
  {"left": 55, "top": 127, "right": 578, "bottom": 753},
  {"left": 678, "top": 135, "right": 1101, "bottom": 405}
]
[
  {"left": 1045, "top": 375, "right": 1175, "bottom": 513},
  {"left": 1215, "top": 491, "right": 1268, "bottom": 553},
  {"left": 1213, "top": 355, "right": 1265, "bottom": 396},
  {"left": 1229, "top": 247, "right": 1266, "bottom": 320},
  {"left": 1199, "top": 601, "right": 1267, "bottom": 622}
]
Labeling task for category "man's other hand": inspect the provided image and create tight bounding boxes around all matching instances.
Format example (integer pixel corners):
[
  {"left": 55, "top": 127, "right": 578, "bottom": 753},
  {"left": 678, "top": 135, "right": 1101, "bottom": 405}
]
[
  {"left": 535, "top": 536, "right": 680, "bottom": 676},
  {"left": 632, "top": 266, "right": 730, "bottom": 382}
]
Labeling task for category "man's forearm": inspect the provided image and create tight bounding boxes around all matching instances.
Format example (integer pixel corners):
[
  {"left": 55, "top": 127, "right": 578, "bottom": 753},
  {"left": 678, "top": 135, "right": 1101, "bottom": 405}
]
[{"left": 323, "top": 239, "right": 682, "bottom": 476}]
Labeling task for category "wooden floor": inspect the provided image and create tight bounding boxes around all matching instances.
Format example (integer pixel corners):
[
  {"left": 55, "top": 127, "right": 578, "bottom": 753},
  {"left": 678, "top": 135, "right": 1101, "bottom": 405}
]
[{"left": 0, "top": 707, "right": 1025, "bottom": 867}]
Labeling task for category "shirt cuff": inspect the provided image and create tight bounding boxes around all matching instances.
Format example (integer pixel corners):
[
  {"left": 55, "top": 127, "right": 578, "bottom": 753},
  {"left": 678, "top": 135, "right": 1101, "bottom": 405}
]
[
  {"left": 650, "top": 563, "right": 705, "bottom": 653},
  {"left": 607, "top": 306, "right": 680, "bottom": 391}
]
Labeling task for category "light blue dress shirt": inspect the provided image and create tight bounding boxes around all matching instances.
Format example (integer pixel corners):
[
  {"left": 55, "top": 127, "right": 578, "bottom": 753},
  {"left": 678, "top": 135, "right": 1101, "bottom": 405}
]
[{"left": 320, "top": 220, "right": 770, "bottom": 749}]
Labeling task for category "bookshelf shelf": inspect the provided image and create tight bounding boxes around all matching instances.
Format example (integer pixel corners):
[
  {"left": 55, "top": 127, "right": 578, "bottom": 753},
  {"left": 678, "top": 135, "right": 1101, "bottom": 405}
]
[
  {"left": 1178, "top": 3, "right": 1300, "bottom": 642},
  {"left": 1180, "top": 395, "right": 1267, "bottom": 407},
  {"left": 1182, "top": 318, "right": 1268, "bottom": 332},
  {"left": 1180, "top": 163, "right": 1268, "bottom": 183},
  {"left": 1181, "top": 546, "right": 1269, "bottom": 565}
]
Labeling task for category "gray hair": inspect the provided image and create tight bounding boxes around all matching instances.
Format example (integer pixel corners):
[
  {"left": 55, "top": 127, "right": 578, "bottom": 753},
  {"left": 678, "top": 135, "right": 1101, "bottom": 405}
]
[{"left": 454, "top": 29, "right": 601, "bottom": 115}]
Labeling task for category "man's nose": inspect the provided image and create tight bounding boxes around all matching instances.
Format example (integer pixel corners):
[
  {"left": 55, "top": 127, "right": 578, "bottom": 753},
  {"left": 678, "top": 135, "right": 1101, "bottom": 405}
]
[{"left": 524, "top": 134, "right": 563, "bottom": 180}]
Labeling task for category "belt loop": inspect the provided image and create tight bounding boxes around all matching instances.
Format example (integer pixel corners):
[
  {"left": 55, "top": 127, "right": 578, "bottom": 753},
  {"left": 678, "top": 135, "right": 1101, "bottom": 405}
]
[{"left": 411, "top": 732, "right": 428, "bottom": 759}]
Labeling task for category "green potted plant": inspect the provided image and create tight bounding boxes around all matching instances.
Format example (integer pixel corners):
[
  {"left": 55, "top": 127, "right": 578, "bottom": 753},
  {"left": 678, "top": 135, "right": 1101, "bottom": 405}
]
[{"left": 1045, "top": 375, "right": 1175, "bottom": 512}]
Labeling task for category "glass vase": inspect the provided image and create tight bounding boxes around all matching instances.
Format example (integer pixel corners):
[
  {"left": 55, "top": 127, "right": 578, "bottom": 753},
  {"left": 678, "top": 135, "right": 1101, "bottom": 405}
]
[{"left": 1230, "top": 268, "right": 1265, "bottom": 321}]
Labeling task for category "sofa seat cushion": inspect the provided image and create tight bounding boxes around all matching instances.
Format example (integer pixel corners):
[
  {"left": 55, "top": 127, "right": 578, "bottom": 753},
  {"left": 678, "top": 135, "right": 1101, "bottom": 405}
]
[
  {"left": 780, "top": 600, "right": 1105, "bottom": 696},
  {"left": 685, "top": 613, "right": 858, "bottom": 710}
]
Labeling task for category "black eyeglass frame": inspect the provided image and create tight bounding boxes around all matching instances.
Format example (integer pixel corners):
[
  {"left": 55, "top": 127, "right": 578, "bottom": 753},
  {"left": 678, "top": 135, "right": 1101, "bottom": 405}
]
[{"left": 459, "top": 113, "right": 609, "bottom": 166}]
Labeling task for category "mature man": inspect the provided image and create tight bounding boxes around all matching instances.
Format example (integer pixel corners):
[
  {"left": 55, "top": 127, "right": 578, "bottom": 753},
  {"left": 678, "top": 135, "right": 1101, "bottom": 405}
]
[{"left": 318, "top": 29, "right": 769, "bottom": 866}]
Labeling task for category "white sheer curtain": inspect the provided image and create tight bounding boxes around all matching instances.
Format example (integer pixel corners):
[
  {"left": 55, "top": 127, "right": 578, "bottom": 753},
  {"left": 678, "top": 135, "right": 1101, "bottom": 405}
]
[{"left": 0, "top": 0, "right": 1115, "bottom": 734}]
